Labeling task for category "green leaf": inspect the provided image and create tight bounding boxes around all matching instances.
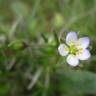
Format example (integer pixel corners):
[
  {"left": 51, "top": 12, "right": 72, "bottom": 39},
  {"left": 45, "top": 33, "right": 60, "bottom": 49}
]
[
  {"left": 8, "top": 40, "right": 24, "bottom": 51},
  {"left": 0, "top": 83, "right": 10, "bottom": 96},
  {"left": 56, "top": 70, "right": 96, "bottom": 95}
]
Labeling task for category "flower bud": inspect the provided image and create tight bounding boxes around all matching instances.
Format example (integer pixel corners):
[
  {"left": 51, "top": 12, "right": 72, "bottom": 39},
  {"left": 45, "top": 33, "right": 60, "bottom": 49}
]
[{"left": 53, "top": 13, "right": 64, "bottom": 28}]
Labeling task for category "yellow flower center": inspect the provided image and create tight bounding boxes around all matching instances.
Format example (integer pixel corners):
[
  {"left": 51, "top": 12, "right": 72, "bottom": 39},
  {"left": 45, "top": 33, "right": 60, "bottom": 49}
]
[
  {"left": 69, "top": 44, "right": 78, "bottom": 55},
  {"left": 69, "top": 43, "right": 84, "bottom": 55}
]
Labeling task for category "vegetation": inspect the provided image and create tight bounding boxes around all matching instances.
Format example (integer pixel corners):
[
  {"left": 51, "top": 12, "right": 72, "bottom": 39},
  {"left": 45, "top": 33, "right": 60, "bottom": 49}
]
[{"left": 0, "top": 0, "right": 96, "bottom": 96}]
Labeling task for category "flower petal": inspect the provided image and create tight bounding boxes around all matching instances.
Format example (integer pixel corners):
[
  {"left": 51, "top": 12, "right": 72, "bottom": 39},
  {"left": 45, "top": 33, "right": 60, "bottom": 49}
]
[
  {"left": 77, "top": 37, "right": 90, "bottom": 49},
  {"left": 58, "top": 44, "right": 69, "bottom": 56},
  {"left": 67, "top": 55, "right": 79, "bottom": 67},
  {"left": 77, "top": 49, "right": 91, "bottom": 60},
  {"left": 66, "top": 32, "right": 78, "bottom": 45}
]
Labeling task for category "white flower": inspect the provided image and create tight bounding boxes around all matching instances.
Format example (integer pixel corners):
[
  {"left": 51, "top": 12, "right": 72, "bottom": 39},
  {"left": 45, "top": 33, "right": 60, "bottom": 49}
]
[{"left": 58, "top": 32, "right": 91, "bottom": 67}]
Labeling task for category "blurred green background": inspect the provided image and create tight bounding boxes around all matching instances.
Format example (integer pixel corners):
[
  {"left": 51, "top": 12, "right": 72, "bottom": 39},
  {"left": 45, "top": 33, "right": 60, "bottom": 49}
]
[{"left": 0, "top": 0, "right": 96, "bottom": 96}]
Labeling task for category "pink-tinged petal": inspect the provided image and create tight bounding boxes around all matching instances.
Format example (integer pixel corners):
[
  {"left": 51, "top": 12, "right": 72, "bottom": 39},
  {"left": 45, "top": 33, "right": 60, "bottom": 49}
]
[
  {"left": 67, "top": 54, "right": 79, "bottom": 67},
  {"left": 66, "top": 32, "right": 78, "bottom": 45},
  {"left": 77, "top": 37, "right": 90, "bottom": 49},
  {"left": 58, "top": 44, "right": 69, "bottom": 56},
  {"left": 77, "top": 49, "right": 91, "bottom": 60}
]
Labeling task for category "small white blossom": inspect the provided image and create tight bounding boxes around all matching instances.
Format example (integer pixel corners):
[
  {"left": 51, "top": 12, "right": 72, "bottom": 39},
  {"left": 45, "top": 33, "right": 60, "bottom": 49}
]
[{"left": 58, "top": 32, "right": 91, "bottom": 67}]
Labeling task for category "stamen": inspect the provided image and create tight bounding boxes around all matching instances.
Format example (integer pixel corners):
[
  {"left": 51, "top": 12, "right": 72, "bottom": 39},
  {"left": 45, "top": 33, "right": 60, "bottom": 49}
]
[{"left": 69, "top": 44, "right": 78, "bottom": 55}]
